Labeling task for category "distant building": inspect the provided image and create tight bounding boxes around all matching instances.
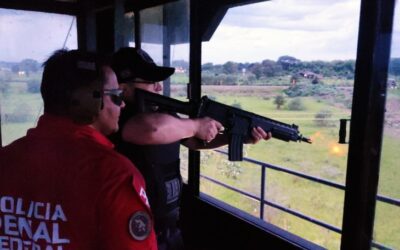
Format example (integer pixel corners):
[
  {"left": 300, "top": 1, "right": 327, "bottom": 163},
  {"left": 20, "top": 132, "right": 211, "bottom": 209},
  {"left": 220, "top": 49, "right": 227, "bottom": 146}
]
[
  {"left": 298, "top": 71, "right": 323, "bottom": 80},
  {"left": 175, "top": 67, "right": 186, "bottom": 73}
]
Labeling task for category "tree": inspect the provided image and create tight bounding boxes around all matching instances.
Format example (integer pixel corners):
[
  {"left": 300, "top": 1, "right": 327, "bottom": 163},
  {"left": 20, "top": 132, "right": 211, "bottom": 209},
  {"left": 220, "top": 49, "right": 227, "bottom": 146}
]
[
  {"left": 11, "top": 64, "right": 19, "bottom": 73},
  {"left": 290, "top": 74, "right": 299, "bottom": 86},
  {"left": 19, "top": 59, "right": 40, "bottom": 73},
  {"left": 211, "top": 64, "right": 224, "bottom": 75},
  {"left": 314, "top": 109, "right": 334, "bottom": 127},
  {"left": 261, "top": 59, "right": 282, "bottom": 77},
  {"left": 202, "top": 62, "right": 214, "bottom": 71},
  {"left": 332, "top": 60, "right": 355, "bottom": 78},
  {"left": 223, "top": 61, "right": 238, "bottom": 74},
  {"left": 288, "top": 98, "right": 306, "bottom": 111},
  {"left": 273, "top": 95, "right": 286, "bottom": 109},
  {"left": 0, "top": 70, "right": 12, "bottom": 82},
  {"left": 312, "top": 78, "right": 320, "bottom": 84},
  {"left": 248, "top": 63, "right": 263, "bottom": 79},
  {"left": 27, "top": 79, "right": 41, "bottom": 93},
  {"left": 277, "top": 55, "right": 301, "bottom": 70},
  {"left": 389, "top": 58, "right": 400, "bottom": 76}
]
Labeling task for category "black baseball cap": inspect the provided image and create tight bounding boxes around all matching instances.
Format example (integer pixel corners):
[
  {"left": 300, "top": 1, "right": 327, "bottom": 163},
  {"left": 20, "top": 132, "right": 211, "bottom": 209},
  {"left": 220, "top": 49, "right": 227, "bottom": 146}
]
[{"left": 111, "top": 47, "right": 175, "bottom": 83}]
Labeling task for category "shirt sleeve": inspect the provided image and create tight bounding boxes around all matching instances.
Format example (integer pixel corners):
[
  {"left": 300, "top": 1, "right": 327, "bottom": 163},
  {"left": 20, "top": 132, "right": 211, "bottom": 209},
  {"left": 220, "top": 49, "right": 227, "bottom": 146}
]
[{"left": 96, "top": 155, "right": 157, "bottom": 250}]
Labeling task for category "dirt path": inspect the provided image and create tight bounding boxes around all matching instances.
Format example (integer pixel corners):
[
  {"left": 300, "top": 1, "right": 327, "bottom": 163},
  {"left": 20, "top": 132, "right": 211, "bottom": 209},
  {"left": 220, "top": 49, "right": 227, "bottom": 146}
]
[{"left": 171, "top": 85, "right": 287, "bottom": 97}]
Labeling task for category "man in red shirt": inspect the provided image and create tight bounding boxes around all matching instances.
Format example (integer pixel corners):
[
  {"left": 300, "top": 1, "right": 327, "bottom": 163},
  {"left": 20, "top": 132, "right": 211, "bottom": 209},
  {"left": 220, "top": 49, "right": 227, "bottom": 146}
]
[{"left": 0, "top": 50, "right": 157, "bottom": 249}]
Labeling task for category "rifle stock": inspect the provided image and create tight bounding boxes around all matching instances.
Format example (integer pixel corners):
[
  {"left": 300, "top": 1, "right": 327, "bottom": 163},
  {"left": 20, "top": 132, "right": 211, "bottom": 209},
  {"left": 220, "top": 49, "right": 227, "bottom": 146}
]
[{"left": 135, "top": 89, "right": 311, "bottom": 161}]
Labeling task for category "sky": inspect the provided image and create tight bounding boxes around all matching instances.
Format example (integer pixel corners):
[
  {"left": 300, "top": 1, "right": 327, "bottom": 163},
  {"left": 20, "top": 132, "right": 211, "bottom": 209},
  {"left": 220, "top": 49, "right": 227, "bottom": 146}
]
[
  {"left": 202, "top": 0, "right": 399, "bottom": 63},
  {"left": 0, "top": 0, "right": 399, "bottom": 64},
  {"left": 0, "top": 8, "right": 77, "bottom": 63}
]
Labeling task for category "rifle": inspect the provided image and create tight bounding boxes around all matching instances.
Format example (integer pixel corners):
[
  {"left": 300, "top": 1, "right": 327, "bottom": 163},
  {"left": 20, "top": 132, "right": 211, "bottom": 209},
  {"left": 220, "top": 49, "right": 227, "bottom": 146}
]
[{"left": 135, "top": 89, "right": 311, "bottom": 161}]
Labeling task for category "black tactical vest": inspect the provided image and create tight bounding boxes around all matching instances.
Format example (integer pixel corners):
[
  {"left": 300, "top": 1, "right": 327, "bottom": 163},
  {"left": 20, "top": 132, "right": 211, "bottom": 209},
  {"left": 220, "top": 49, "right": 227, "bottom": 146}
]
[{"left": 110, "top": 104, "right": 183, "bottom": 233}]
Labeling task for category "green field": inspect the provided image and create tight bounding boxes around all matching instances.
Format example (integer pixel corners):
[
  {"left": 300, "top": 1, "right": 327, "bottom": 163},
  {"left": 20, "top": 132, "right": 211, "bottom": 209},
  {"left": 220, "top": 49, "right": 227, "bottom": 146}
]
[
  {"left": 195, "top": 86, "right": 400, "bottom": 249},
  {"left": 1, "top": 80, "right": 399, "bottom": 249}
]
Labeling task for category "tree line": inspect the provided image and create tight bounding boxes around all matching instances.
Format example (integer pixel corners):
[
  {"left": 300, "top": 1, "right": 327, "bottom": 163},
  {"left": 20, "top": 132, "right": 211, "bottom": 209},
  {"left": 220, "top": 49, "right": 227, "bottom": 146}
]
[
  {"left": 173, "top": 56, "right": 400, "bottom": 85},
  {"left": 1, "top": 56, "right": 400, "bottom": 86},
  {"left": 199, "top": 56, "right": 400, "bottom": 78}
]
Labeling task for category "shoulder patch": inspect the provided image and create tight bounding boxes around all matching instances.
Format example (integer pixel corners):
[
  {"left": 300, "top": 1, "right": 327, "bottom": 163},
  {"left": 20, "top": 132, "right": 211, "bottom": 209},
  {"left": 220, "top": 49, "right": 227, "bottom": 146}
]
[{"left": 128, "top": 211, "right": 152, "bottom": 241}]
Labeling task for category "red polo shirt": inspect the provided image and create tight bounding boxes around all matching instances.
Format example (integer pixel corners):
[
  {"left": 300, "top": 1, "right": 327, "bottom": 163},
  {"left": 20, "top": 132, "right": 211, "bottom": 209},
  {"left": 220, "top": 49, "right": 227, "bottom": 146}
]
[{"left": 0, "top": 114, "right": 157, "bottom": 250}]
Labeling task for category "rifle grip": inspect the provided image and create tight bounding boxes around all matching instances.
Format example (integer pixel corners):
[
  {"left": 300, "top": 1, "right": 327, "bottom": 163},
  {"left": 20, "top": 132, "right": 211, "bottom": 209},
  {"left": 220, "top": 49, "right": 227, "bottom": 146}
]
[{"left": 229, "top": 134, "right": 243, "bottom": 161}]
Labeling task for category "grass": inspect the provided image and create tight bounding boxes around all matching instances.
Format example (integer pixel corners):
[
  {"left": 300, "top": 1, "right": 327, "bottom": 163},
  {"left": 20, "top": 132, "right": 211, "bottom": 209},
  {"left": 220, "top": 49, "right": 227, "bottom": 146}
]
[
  {"left": 1, "top": 88, "right": 43, "bottom": 145},
  {"left": 171, "top": 73, "right": 189, "bottom": 84},
  {"left": 379, "top": 136, "right": 400, "bottom": 197},
  {"left": 374, "top": 201, "right": 400, "bottom": 248},
  {"left": 198, "top": 91, "right": 399, "bottom": 249}
]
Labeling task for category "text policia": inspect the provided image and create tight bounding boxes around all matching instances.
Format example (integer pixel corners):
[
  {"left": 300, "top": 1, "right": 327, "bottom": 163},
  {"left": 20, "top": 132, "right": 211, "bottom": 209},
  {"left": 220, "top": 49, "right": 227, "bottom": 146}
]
[{"left": 0, "top": 196, "right": 70, "bottom": 249}]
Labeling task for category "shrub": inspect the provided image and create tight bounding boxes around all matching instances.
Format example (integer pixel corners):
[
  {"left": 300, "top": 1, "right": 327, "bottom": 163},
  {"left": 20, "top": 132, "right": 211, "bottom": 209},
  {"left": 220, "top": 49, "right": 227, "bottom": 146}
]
[
  {"left": 0, "top": 81, "right": 10, "bottom": 95},
  {"left": 288, "top": 98, "right": 306, "bottom": 111},
  {"left": 218, "top": 161, "right": 242, "bottom": 179},
  {"left": 262, "top": 96, "right": 270, "bottom": 101},
  {"left": 225, "top": 75, "right": 239, "bottom": 85},
  {"left": 201, "top": 73, "right": 241, "bottom": 85},
  {"left": 314, "top": 109, "right": 335, "bottom": 127},
  {"left": 6, "top": 104, "right": 34, "bottom": 123},
  {"left": 273, "top": 95, "right": 286, "bottom": 109},
  {"left": 201, "top": 73, "right": 216, "bottom": 85},
  {"left": 284, "top": 84, "right": 337, "bottom": 97},
  {"left": 27, "top": 79, "right": 41, "bottom": 93}
]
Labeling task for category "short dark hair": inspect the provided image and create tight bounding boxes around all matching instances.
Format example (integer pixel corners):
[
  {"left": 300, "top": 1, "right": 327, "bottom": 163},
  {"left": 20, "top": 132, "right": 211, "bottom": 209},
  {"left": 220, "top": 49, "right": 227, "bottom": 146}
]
[{"left": 41, "top": 49, "right": 107, "bottom": 122}]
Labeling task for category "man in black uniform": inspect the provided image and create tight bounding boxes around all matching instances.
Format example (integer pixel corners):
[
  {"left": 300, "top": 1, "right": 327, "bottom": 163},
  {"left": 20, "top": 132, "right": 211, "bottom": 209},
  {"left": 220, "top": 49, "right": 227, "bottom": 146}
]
[{"left": 111, "top": 47, "right": 272, "bottom": 250}]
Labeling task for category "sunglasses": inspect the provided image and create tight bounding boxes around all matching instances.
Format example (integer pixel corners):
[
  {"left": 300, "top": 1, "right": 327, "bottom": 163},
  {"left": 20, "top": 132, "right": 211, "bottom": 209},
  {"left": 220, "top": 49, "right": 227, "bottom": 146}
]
[{"left": 103, "top": 89, "right": 124, "bottom": 106}]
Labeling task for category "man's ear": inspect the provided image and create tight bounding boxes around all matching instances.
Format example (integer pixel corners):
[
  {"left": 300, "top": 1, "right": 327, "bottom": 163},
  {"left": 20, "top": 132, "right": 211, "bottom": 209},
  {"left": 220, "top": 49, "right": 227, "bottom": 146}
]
[
  {"left": 119, "top": 82, "right": 129, "bottom": 91},
  {"left": 119, "top": 83, "right": 132, "bottom": 100}
]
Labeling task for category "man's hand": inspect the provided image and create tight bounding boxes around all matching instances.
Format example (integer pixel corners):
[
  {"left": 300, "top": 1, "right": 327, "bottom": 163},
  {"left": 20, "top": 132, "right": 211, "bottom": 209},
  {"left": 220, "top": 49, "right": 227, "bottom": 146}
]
[
  {"left": 194, "top": 117, "right": 224, "bottom": 143},
  {"left": 246, "top": 126, "right": 272, "bottom": 144}
]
